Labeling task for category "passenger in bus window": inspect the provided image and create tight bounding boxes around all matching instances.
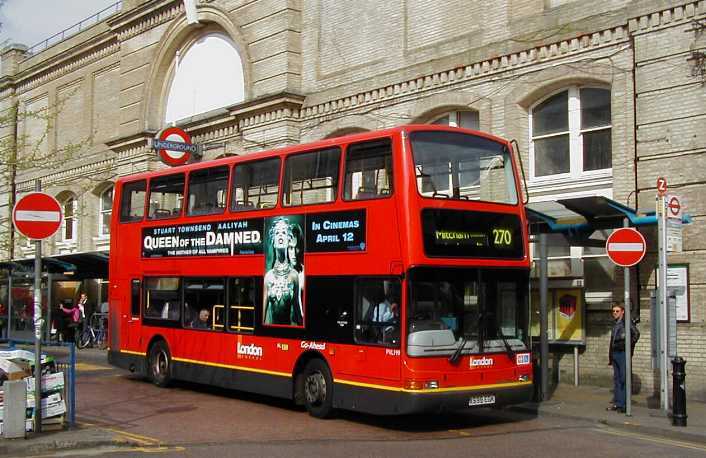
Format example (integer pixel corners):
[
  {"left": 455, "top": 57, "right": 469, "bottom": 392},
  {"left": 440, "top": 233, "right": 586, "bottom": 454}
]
[
  {"left": 372, "top": 284, "right": 400, "bottom": 344},
  {"left": 263, "top": 217, "right": 303, "bottom": 326},
  {"left": 192, "top": 308, "right": 211, "bottom": 329}
]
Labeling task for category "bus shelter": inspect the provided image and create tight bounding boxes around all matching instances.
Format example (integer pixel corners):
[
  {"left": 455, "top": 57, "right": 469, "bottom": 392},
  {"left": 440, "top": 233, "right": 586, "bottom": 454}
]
[
  {"left": 0, "top": 251, "right": 108, "bottom": 343},
  {"left": 526, "top": 195, "right": 691, "bottom": 400}
]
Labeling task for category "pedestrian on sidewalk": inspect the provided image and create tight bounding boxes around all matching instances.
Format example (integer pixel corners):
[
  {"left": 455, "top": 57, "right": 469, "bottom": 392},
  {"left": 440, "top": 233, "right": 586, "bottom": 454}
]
[{"left": 607, "top": 303, "right": 640, "bottom": 413}]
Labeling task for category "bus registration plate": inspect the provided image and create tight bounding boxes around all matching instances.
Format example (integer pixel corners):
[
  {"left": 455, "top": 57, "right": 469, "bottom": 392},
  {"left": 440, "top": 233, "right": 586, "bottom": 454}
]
[{"left": 468, "top": 394, "right": 495, "bottom": 407}]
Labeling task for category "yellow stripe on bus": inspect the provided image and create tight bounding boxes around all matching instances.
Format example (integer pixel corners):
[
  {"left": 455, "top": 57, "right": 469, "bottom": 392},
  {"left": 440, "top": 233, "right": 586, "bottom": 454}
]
[
  {"left": 121, "top": 350, "right": 147, "bottom": 356},
  {"left": 171, "top": 356, "right": 290, "bottom": 377},
  {"left": 334, "top": 378, "right": 533, "bottom": 394},
  {"left": 121, "top": 350, "right": 531, "bottom": 394}
]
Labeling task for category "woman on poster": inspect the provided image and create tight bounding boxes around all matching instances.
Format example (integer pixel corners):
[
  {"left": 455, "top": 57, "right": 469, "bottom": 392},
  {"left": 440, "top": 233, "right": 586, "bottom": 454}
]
[{"left": 263, "top": 217, "right": 303, "bottom": 325}]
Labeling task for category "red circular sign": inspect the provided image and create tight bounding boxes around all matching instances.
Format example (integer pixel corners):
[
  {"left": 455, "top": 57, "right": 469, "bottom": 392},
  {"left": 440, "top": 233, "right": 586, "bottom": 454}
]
[
  {"left": 668, "top": 196, "right": 681, "bottom": 217},
  {"left": 157, "top": 127, "right": 193, "bottom": 166},
  {"left": 605, "top": 228, "right": 646, "bottom": 267},
  {"left": 13, "top": 192, "right": 63, "bottom": 240}
]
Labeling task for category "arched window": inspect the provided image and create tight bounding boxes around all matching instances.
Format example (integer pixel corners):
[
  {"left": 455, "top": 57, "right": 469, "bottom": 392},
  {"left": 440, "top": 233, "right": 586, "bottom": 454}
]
[
  {"left": 62, "top": 197, "right": 78, "bottom": 242},
  {"left": 431, "top": 111, "right": 479, "bottom": 129},
  {"left": 165, "top": 33, "right": 245, "bottom": 123},
  {"left": 530, "top": 87, "right": 611, "bottom": 179},
  {"left": 99, "top": 187, "right": 113, "bottom": 236}
]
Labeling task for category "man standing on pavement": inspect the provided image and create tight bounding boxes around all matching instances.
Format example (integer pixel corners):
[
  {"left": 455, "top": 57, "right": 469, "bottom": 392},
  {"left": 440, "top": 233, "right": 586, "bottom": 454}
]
[{"left": 607, "top": 303, "right": 640, "bottom": 413}]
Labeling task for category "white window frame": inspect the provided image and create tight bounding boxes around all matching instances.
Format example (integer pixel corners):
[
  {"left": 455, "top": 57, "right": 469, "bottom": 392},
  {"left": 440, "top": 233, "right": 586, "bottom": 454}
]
[
  {"left": 431, "top": 110, "right": 479, "bottom": 129},
  {"left": 98, "top": 186, "right": 113, "bottom": 237},
  {"left": 62, "top": 197, "right": 78, "bottom": 243},
  {"left": 529, "top": 86, "right": 612, "bottom": 183}
]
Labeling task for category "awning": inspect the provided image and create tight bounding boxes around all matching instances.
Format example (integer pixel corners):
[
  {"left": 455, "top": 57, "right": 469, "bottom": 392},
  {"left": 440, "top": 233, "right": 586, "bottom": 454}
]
[
  {"left": 526, "top": 196, "right": 691, "bottom": 247},
  {"left": 0, "top": 251, "right": 109, "bottom": 280}
]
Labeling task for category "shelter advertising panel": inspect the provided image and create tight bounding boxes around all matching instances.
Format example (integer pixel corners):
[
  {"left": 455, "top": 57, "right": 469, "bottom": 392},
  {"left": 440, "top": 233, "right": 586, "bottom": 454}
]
[{"left": 530, "top": 287, "right": 585, "bottom": 345}]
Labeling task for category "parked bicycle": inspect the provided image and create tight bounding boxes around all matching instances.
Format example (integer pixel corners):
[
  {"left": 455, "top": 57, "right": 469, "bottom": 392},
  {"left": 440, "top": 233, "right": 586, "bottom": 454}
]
[{"left": 78, "top": 313, "right": 108, "bottom": 349}]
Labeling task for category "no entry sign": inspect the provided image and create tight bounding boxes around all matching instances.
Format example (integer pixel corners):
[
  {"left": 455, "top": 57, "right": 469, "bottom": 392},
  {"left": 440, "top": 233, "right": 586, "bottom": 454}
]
[
  {"left": 154, "top": 127, "right": 199, "bottom": 166},
  {"left": 13, "top": 192, "right": 63, "bottom": 240},
  {"left": 606, "top": 227, "right": 646, "bottom": 267}
]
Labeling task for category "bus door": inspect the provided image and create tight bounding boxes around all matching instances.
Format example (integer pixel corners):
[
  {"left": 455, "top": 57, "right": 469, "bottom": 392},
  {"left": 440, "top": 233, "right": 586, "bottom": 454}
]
[
  {"left": 342, "top": 278, "right": 402, "bottom": 382},
  {"left": 126, "top": 279, "right": 142, "bottom": 350}
]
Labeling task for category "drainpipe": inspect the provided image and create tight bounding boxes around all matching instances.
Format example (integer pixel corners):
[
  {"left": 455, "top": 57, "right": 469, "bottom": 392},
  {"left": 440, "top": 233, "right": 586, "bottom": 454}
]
[
  {"left": 8, "top": 100, "right": 19, "bottom": 261},
  {"left": 630, "top": 32, "right": 642, "bottom": 320}
]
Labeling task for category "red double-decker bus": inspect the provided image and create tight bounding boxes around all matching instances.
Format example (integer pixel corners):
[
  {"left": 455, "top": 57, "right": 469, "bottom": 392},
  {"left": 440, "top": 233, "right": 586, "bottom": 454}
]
[{"left": 107, "top": 125, "right": 532, "bottom": 417}]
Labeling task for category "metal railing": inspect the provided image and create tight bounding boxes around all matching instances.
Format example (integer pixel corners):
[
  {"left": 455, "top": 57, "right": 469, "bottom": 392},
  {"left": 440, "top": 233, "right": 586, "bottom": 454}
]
[{"left": 25, "top": 1, "right": 123, "bottom": 57}]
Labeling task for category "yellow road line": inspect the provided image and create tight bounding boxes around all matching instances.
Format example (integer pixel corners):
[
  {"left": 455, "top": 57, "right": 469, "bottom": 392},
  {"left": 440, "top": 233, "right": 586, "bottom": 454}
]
[
  {"left": 595, "top": 425, "right": 706, "bottom": 452},
  {"left": 101, "top": 426, "right": 162, "bottom": 446},
  {"left": 75, "top": 362, "right": 112, "bottom": 371}
]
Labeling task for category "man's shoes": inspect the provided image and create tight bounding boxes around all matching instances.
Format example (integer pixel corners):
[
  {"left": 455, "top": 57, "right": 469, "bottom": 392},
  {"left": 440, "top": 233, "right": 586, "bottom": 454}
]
[{"left": 606, "top": 405, "right": 620, "bottom": 411}]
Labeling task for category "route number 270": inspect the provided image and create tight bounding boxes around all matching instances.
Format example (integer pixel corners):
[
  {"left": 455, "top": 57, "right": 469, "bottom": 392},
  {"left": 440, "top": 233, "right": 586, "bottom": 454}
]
[{"left": 492, "top": 229, "right": 512, "bottom": 246}]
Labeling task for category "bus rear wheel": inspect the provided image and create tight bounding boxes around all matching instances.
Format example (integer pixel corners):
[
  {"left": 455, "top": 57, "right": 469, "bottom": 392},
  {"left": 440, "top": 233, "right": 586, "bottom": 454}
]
[
  {"left": 302, "top": 359, "right": 334, "bottom": 418},
  {"left": 148, "top": 341, "right": 172, "bottom": 387}
]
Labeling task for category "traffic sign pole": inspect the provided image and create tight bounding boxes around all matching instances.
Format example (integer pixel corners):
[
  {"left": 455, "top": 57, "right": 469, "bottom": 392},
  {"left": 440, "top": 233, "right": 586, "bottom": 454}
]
[
  {"left": 32, "top": 180, "right": 43, "bottom": 434},
  {"left": 623, "top": 219, "right": 632, "bottom": 417},
  {"left": 658, "top": 194, "right": 669, "bottom": 412}
]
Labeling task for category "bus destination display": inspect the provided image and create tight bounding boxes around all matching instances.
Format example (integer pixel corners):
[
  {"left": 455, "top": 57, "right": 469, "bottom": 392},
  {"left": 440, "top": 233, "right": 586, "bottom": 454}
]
[{"left": 421, "top": 209, "right": 523, "bottom": 259}]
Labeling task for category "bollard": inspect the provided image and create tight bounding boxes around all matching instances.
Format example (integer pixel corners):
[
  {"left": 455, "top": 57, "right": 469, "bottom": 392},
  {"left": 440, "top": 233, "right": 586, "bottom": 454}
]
[{"left": 671, "top": 357, "right": 687, "bottom": 427}]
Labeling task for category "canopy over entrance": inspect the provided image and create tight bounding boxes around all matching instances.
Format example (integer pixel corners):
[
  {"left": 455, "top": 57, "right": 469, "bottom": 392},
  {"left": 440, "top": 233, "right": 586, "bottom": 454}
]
[{"left": 0, "top": 251, "right": 109, "bottom": 280}]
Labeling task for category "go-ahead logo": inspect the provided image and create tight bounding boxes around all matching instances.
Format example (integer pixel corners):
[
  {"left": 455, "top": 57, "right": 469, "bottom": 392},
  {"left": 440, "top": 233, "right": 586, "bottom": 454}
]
[
  {"left": 470, "top": 356, "right": 494, "bottom": 368},
  {"left": 237, "top": 342, "right": 263, "bottom": 358},
  {"left": 300, "top": 341, "right": 326, "bottom": 350}
]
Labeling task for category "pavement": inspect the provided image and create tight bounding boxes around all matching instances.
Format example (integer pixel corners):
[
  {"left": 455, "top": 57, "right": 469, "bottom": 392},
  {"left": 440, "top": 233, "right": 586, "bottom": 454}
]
[
  {"left": 2, "top": 382, "right": 704, "bottom": 457},
  {"left": 511, "top": 383, "right": 706, "bottom": 445}
]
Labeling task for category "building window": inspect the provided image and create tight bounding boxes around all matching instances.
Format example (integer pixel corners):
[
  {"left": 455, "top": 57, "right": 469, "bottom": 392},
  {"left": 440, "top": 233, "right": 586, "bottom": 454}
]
[
  {"left": 431, "top": 111, "right": 479, "bottom": 129},
  {"left": 99, "top": 187, "right": 113, "bottom": 236},
  {"left": 165, "top": 33, "right": 245, "bottom": 123},
  {"left": 62, "top": 197, "right": 77, "bottom": 242},
  {"left": 530, "top": 87, "right": 611, "bottom": 180}
]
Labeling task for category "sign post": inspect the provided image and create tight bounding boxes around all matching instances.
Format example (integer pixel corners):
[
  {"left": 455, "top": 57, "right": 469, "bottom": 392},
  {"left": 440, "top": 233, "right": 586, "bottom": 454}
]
[
  {"left": 606, "top": 226, "right": 646, "bottom": 417},
  {"left": 12, "top": 184, "right": 63, "bottom": 433}
]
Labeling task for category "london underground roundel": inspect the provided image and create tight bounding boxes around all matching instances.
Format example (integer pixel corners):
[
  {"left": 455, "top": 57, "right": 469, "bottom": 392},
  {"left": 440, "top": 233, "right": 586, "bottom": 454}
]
[
  {"left": 605, "top": 228, "right": 646, "bottom": 267},
  {"left": 13, "top": 192, "right": 63, "bottom": 240},
  {"left": 156, "top": 127, "right": 196, "bottom": 166}
]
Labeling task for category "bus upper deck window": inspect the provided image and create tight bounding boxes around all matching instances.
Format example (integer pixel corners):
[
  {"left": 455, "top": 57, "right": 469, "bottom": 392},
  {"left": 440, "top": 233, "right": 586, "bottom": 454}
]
[
  {"left": 283, "top": 147, "right": 340, "bottom": 207},
  {"left": 119, "top": 180, "right": 146, "bottom": 222},
  {"left": 231, "top": 158, "right": 281, "bottom": 211},
  {"left": 187, "top": 166, "right": 229, "bottom": 216},
  {"left": 147, "top": 174, "right": 185, "bottom": 219},
  {"left": 344, "top": 139, "right": 393, "bottom": 201}
]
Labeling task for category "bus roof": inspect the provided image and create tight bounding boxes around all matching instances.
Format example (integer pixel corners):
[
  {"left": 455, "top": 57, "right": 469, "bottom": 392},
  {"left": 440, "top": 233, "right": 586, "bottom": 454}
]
[{"left": 118, "top": 124, "right": 511, "bottom": 184}]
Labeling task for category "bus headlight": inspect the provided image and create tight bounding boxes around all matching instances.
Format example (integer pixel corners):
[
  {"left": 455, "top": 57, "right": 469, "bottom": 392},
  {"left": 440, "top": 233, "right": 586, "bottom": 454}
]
[
  {"left": 518, "top": 374, "right": 529, "bottom": 382},
  {"left": 404, "top": 379, "right": 439, "bottom": 390}
]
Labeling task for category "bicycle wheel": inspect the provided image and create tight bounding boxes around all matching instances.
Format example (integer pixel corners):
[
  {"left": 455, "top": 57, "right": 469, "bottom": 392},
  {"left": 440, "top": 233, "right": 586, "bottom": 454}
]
[{"left": 78, "top": 328, "right": 93, "bottom": 349}]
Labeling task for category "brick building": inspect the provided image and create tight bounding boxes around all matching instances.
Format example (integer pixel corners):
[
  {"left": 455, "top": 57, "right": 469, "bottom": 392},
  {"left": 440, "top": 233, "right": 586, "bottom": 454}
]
[{"left": 1, "top": 1, "right": 704, "bottom": 399}]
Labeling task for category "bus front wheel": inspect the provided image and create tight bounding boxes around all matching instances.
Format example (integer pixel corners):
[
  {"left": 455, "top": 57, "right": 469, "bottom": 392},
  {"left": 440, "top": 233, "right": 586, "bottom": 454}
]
[
  {"left": 148, "top": 341, "right": 172, "bottom": 387},
  {"left": 302, "top": 359, "right": 334, "bottom": 418}
]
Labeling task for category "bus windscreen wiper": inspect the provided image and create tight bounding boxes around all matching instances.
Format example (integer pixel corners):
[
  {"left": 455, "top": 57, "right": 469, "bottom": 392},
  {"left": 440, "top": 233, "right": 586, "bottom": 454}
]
[
  {"left": 497, "top": 325, "right": 515, "bottom": 359},
  {"left": 448, "top": 336, "right": 467, "bottom": 365}
]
